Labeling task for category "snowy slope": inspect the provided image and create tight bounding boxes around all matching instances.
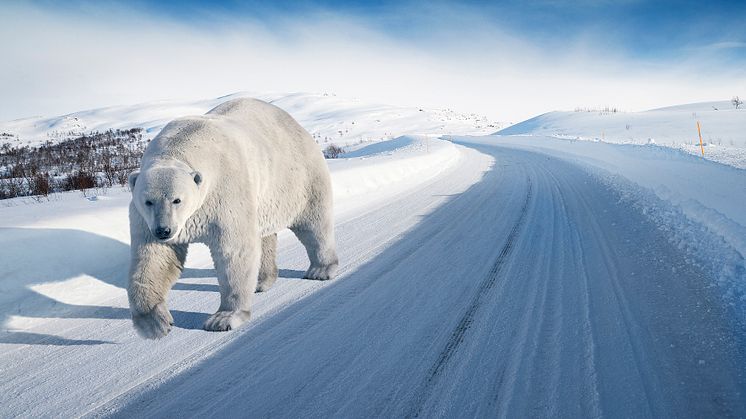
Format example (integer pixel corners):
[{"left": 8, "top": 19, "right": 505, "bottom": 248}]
[
  {"left": 0, "top": 92, "right": 501, "bottom": 148},
  {"left": 498, "top": 101, "right": 746, "bottom": 168}
]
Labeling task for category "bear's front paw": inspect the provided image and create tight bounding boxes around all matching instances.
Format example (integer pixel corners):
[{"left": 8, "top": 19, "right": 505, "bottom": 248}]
[
  {"left": 132, "top": 302, "right": 173, "bottom": 339},
  {"left": 203, "top": 310, "right": 251, "bottom": 332},
  {"left": 304, "top": 262, "right": 338, "bottom": 281}
]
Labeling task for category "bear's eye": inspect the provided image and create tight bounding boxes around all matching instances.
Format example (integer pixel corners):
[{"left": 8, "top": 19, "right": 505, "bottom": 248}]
[
  {"left": 173, "top": 198, "right": 181, "bottom": 204},
  {"left": 145, "top": 200, "right": 153, "bottom": 206}
]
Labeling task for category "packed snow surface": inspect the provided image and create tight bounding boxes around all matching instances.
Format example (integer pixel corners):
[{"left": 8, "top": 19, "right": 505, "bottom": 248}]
[{"left": 1, "top": 99, "right": 745, "bottom": 417}]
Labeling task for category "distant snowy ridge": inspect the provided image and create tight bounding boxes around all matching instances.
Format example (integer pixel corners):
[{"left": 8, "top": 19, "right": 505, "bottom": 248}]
[
  {"left": 0, "top": 92, "right": 502, "bottom": 148},
  {"left": 498, "top": 100, "right": 746, "bottom": 168}
]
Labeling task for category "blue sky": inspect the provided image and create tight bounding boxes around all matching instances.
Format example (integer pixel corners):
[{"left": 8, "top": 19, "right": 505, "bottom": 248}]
[
  {"left": 89, "top": 0, "right": 746, "bottom": 61},
  {"left": 2, "top": 0, "right": 745, "bottom": 121}
]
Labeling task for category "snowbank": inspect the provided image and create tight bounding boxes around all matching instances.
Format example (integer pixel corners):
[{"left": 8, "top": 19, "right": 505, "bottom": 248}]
[
  {"left": 330, "top": 136, "right": 460, "bottom": 214},
  {"left": 498, "top": 101, "right": 746, "bottom": 168}
]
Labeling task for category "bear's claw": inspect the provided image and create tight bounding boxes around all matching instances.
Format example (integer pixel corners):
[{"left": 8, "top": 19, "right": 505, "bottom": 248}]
[
  {"left": 132, "top": 302, "right": 173, "bottom": 339},
  {"left": 204, "top": 310, "right": 251, "bottom": 332}
]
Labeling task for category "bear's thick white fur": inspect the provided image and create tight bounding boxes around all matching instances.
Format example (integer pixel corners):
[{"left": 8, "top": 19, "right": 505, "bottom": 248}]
[{"left": 128, "top": 98, "right": 338, "bottom": 339}]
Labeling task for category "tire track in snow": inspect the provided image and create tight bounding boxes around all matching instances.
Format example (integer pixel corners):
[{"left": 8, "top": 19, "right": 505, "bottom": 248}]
[
  {"left": 573, "top": 181, "right": 662, "bottom": 416},
  {"left": 487, "top": 163, "right": 556, "bottom": 417},
  {"left": 407, "top": 176, "right": 533, "bottom": 418},
  {"left": 512, "top": 165, "right": 564, "bottom": 416},
  {"left": 548, "top": 167, "right": 603, "bottom": 418}
]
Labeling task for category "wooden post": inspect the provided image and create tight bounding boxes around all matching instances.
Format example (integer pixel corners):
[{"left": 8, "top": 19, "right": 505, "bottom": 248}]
[{"left": 697, "top": 121, "right": 704, "bottom": 156}]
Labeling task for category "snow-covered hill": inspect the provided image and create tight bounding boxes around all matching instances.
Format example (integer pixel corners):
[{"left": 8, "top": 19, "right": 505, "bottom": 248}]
[
  {"left": 0, "top": 92, "right": 502, "bottom": 148},
  {"left": 498, "top": 101, "right": 746, "bottom": 168}
]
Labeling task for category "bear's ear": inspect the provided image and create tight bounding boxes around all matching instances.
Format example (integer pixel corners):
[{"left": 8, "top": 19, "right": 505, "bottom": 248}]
[
  {"left": 128, "top": 170, "right": 140, "bottom": 191},
  {"left": 192, "top": 171, "right": 203, "bottom": 186}
]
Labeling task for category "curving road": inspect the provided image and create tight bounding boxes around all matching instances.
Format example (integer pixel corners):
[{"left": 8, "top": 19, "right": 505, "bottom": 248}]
[
  {"left": 1, "top": 139, "right": 744, "bottom": 418},
  {"left": 102, "top": 139, "right": 746, "bottom": 418}
]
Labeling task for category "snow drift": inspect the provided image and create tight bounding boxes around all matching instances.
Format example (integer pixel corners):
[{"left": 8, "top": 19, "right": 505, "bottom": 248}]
[{"left": 498, "top": 101, "right": 746, "bottom": 168}]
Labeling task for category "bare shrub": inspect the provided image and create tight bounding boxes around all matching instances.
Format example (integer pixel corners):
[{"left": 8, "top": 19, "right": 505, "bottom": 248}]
[
  {"left": 29, "top": 173, "right": 51, "bottom": 197},
  {"left": 66, "top": 171, "right": 97, "bottom": 196},
  {"left": 323, "top": 144, "right": 344, "bottom": 159}
]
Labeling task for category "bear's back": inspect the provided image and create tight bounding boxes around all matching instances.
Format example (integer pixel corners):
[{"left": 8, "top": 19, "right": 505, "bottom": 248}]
[
  {"left": 207, "top": 97, "right": 273, "bottom": 118},
  {"left": 143, "top": 97, "right": 325, "bottom": 190},
  {"left": 208, "top": 98, "right": 312, "bottom": 147},
  {"left": 143, "top": 115, "right": 227, "bottom": 163}
]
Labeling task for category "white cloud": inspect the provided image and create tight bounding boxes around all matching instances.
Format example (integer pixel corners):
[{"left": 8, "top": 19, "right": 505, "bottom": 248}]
[
  {"left": 703, "top": 41, "right": 746, "bottom": 50},
  {"left": 1, "top": 3, "right": 744, "bottom": 123}
]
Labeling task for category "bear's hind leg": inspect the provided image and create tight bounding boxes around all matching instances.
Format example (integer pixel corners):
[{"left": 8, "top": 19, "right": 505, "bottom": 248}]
[
  {"left": 256, "top": 233, "right": 278, "bottom": 292},
  {"left": 205, "top": 221, "right": 260, "bottom": 332},
  {"left": 292, "top": 220, "right": 339, "bottom": 281}
]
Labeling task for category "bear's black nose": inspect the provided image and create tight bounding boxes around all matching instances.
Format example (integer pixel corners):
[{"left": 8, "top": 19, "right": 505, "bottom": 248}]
[{"left": 155, "top": 226, "right": 172, "bottom": 239}]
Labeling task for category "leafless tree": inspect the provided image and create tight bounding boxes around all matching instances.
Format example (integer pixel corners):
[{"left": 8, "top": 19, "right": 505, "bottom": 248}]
[{"left": 732, "top": 96, "right": 743, "bottom": 109}]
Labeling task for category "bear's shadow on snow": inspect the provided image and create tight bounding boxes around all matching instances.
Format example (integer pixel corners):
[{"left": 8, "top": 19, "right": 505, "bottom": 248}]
[
  {"left": 171, "top": 269, "right": 305, "bottom": 293},
  {"left": 0, "top": 227, "right": 134, "bottom": 346},
  {"left": 170, "top": 268, "right": 306, "bottom": 330},
  {"left": 0, "top": 227, "right": 309, "bottom": 345}
]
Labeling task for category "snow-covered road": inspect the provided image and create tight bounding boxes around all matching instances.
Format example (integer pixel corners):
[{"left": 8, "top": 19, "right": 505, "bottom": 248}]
[{"left": 2, "top": 139, "right": 745, "bottom": 417}]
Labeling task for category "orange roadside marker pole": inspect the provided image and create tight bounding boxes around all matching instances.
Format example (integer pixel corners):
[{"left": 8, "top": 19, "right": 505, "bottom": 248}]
[{"left": 697, "top": 121, "right": 704, "bottom": 156}]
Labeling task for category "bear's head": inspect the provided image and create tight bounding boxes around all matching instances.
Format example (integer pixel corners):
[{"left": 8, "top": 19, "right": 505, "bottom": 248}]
[{"left": 128, "top": 163, "right": 204, "bottom": 242}]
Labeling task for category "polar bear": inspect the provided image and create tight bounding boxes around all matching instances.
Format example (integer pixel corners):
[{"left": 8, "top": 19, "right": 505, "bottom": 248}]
[{"left": 127, "top": 98, "right": 338, "bottom": 339}]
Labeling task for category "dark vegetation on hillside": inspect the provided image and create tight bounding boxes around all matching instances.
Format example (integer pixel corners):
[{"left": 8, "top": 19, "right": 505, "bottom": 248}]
[{"left": 0, "top": 129, "right": 145, "bottom": 200}]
